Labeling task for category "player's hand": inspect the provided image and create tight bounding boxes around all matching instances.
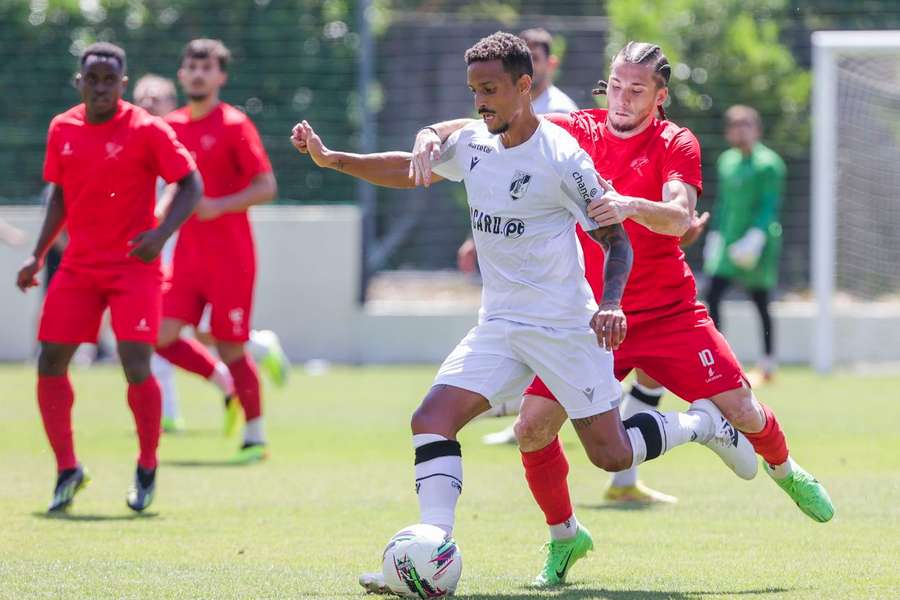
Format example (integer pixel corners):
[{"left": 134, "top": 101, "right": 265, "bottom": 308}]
[
  {"left": 410, "top": 128, "right": 442, "bottom": 187},
  {"left": 680, "top": 210, "right": 710, "bottom": 248},
  {"left": 128, "top": 228, "right": 167, "bottom": 263},
  {"left": 587, "top": 178, "right": 633, "bottom": 227},
  {"left": 457, "top": 238, "right": 477, "bottom": 274},
  {"left": 591, "top": 304, "right": 627, "bottom": 351},
  {"left": 291, "top": 120, "right": 331, "bottom": 169},
  {"left": 16, "top": 255, "right": 43, "bottom": 292},
  {"left": 195, "top": 198, "right": 224, "bottom": 221}
]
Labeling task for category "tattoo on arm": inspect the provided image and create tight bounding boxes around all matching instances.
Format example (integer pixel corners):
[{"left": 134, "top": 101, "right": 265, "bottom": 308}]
[
  {"left": 335, "top": 160, "right": 345, "bottom": 171},
  {"left": 587, "top": 223, "right": 633, "bottom": 306},
  {"left": 571, "top": 414, "right": 603, "bottom": 430}
]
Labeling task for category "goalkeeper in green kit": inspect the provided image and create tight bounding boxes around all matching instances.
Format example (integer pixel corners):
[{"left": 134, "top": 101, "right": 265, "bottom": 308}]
[{"left": 704, "top": 105, "right": 785, "bottom": 383}]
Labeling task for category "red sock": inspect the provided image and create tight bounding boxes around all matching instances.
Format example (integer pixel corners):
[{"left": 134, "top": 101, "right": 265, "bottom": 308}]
[
  {"left": 37, "top": 375, "right": 77, "bottom": 472},
  {"left": 156, "top": 338, "right": 217, "bottom": 379},
  {"left": 521, "top": 436, "right": 573, "bottom": 526},
  {"left": 743, "top": 403, "right": 789, "bottom": 466},
  {"left": 228, "top": 354, "right": 261, "bottom": 421},
  {"left": 127, "top": 377, "right": 162, "bottom": 470}
]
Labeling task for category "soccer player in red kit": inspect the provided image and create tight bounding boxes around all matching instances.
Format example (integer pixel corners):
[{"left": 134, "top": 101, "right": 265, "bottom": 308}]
[
  {"left": 16, "top": 42, "right": 202, "bottom": 513},
  {"left": 154, "top": 39, "right": 277, "bottom": 463},
  {"left": 412, "top": 41, "right": 834, "bottom": 586}
]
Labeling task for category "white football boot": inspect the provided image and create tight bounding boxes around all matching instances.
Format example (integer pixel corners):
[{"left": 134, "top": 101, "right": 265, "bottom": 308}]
[{"left": 687, "top": 399, "right": 758, "bottom": 480}]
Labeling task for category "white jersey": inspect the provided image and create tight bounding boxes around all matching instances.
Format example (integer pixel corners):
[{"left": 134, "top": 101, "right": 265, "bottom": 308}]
[
  {"left": 432, "top": 119, "right": 606, "bottom": 329},
  {"left": 531, "top": 85, "right": 579, "bottom": 114}
]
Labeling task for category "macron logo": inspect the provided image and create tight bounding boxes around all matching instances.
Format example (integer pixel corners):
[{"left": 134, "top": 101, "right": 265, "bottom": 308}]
[
  {"left": 61, "top": 142, "right": 73, "bottom": 156},
  {"left": 470, "top": 156, "right": 480, "bottom": 170},
  {"left": 135, "top": 318, "right": 150, "bottom": 332}
]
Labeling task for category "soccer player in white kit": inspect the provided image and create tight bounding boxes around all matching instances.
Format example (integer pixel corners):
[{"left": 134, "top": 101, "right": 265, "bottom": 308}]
[{"left": 291, "top": 32, "right": 755, "bottom": 591}]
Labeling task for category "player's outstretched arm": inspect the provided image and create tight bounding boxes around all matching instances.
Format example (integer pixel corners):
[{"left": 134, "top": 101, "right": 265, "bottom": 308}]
[
  {"left": 16, "top": 184, "right": 64, "bottom": 291},
  {"left": 586, "top": 223, "right": 633, "bottom": 351},
  {"left": 410, "top": 119, "right": 475, "bottom": 187},
  {"left": 291, "top": 121, "right": 438, "bottom": 189},
  {"left": 129, "top": 170, "right": 203, "bottom": 263}
]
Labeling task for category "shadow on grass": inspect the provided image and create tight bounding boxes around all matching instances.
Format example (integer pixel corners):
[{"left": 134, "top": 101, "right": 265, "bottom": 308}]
[
  {"left": 575, "top": 502, "right": 662, "bottom": 512},
  {"left": 33, "top": 511, "right": 159, "bottom": 522},
  {"left": 160, "top": 459, "right": 246, "bottom": 468},
  {"left": 453, "top": 586, "right": 794, "bottom": 599}
]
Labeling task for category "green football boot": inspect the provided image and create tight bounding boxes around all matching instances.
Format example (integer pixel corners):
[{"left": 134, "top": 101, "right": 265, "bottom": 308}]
[
  {"left": 48, "top": 465, "right": 91, "bottom": 513},
  {"left": 231, "top": 442, "right": 268, "bottom": 465},
  {"left": 223, "top": 395, "right": 241, "bottom": 437},
  {"left": 532, "top": 525, "right": 594, "bottom": 588},
  {"left": 251, "top": 329, "right": 290, "bottom": 387},
  {"left": 765, "top": 458, "right": 835, "bottom": 523},
  {"left": 161, "top": 415, "right": 186, "bottom": 434}
]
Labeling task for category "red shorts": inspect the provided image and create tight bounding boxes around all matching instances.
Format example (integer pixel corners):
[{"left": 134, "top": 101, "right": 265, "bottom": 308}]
[
  {"left": 163, "top": 256, "right": 255, "bottom": 342},
  {"left": 39, "top": 265, "right": 162, "bottom": 345},
  {"left": 524, "top": 305, "right": 747, "bottom": 403}
]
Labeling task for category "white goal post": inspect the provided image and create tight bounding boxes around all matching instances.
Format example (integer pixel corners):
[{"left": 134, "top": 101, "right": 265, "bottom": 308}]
[{"left": 811, "top": 30, "right": 900, "bottom": 373}]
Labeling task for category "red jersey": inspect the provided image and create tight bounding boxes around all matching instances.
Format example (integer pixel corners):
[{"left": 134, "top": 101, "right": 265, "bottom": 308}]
[
  {"left": 43, "top": 100, "right": 195, "bottom": 271},
  {"left": 546, "top": 109, "right": 704, "bottom": 324},
  {"left": 164, "top": 103, "right": 272, "bottom": 264}
]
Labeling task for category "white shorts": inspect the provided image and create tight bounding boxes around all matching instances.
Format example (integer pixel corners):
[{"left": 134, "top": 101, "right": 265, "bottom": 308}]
[{"left": 433, "top": 318, "right": 621, "bottom": 419}]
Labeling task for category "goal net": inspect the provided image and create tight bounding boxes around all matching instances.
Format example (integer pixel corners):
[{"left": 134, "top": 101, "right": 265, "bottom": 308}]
[{"left": 812, "top": 31, "right": 900, "bottom": 372}]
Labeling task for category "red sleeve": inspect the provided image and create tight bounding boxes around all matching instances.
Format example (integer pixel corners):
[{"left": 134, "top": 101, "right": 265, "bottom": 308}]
[
  {"left": 662, "top": 128, "right": 703, "bottom": 195},
  {"left": 146, "top": 117, "right": 196, "bottom": 183},
  {"left": 42, "top": 119, "right": 62, "bottom": 184},
  {"left": 233, "top": 117, "right": 272, "bottom": 178},
  {"left": 544, "top": 112, "right": 593, "bottom": 149}
]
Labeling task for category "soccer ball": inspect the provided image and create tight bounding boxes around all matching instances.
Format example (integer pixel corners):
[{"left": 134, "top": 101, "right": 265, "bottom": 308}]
[{"left": 381, "top": 524, "right": 462, "bottom": 598}]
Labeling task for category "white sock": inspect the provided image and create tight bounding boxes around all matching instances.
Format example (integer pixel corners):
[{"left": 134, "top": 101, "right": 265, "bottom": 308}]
[
  {"left": 661, "top": 410, "right": 712, "bottom": 446},
  {"left": 549, "top": 514, "right": 580, "bottom": 541},
  {"left": 767, "top": 456, "right": 794, "bottom": 480},
  {"left": 611, "top": 388, "right": 662, "bottom": 487},
  {"left": 244, "top": 417, "right": 266, "bottom": 445},
  {"left": 413, "top": 433, "right": 462, "bottom": 535},
  {"left": 209, "top": 361, "right": 234, "bottom": 396},
  {"left": 152, "top": 354, "right": 180, "bottom": 420},
  {"left": 625, "top": 427, "right": 648, "bottom": 468}
]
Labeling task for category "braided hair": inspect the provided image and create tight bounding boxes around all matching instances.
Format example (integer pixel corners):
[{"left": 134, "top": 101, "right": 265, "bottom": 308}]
[{"left": 593, "top": 41, "right": 671, "bottom": 120}]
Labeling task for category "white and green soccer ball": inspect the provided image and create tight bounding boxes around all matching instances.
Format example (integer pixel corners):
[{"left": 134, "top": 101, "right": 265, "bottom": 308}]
[{"left": 381, "top": 524, "right": 462, "bottom": 598}]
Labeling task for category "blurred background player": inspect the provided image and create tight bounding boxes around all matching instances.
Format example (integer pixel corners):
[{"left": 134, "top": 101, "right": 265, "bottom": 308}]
[
  {"left": 16, "top": 42, "right": 202, "bottom": 513},
  {"left": 154, "top": 39, "right": 277, "bottom": 462},
  {"left": 478, "top": 27, "right": 581, "bottom": 445},
  {"left": 135, "top": 74, "right": 200, "bottom": 433},
  {"left": 704, "top": 105, "right": 785, "bottom": 384}
]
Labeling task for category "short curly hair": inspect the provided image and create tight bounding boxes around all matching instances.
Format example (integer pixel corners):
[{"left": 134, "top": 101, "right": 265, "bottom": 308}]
[
  {"left": 464, "top": 31, "right": 533, "bottom": 82},
  {"left": 81, "top": 42, "right": 126, "bottom": 73}
]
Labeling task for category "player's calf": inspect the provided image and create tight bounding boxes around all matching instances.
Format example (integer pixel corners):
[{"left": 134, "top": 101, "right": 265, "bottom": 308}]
[{"left": 710, "top": 386, "right": 766, "bottom": 433}]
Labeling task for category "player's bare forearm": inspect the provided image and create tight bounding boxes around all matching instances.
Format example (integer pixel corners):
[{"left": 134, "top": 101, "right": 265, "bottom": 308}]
[
  {"left": 628, "top": 181, "right": 697, "bottom": 236},
  {"left": 213, "top": 172, "right": 278, "bottom": 213},
  {"left": 326, "top": 150, "right": 418, "bottom": 189},
  {"left": 158, "top": 171, "right": 203, "bottom": 237},
  {"left": 425, "top": 118, "right": 475, "bottom": 142},
  {"left": 30, "top": 184, "right": 66, "bottom": 261},
  {"left": 587, "top": 223, "right": 633, "bottom": 307}
]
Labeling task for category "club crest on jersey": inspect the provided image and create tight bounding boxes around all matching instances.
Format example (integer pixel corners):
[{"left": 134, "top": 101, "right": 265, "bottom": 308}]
[
  {"left": 509, "top": 170, "right": 532, "bottom": 200},
  {"left": 201, "top": 134, "right": 216, "bottom": 151},
  {"left": 105, "top": 142, "right": 123, "bottom": 160}
]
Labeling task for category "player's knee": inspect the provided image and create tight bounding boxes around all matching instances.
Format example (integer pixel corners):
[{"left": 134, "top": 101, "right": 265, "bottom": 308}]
[
  {"left": 410, "top": 403, "right": 448, "bottom": 436},
  {"left": 584, "top": 442, "right": 632, "bottom": 472},
  {"left": 120, "top": 357, "right": 151, "bottom": 384},
  {"left": 37, "top": 345, "right": 69, "bottom": 376},
  {"left": 713, "top": 388, "right": 764, "bottom": 433},
  {"left": 513, "top": 414, "right": 554, "bottom": 450}
]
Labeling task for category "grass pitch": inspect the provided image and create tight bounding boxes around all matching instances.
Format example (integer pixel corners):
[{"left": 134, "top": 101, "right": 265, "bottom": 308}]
[{"left": 1, "top": 364, "right": 898, "bottom": 599}]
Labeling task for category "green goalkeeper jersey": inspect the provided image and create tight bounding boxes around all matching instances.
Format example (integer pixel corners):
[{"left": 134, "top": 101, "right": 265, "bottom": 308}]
[{"left": 704, "top": 142, "right": 786, "bottom": 289}]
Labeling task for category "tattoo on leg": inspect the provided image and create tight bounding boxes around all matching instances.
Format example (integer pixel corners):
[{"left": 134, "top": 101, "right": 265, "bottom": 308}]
[{"left": 571, "top": 414, "right": 602, "bottom": 430}]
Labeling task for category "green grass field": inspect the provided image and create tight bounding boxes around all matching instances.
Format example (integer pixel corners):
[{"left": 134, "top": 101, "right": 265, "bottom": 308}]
[{"left": 1, "top": 364, "right": 898, "bottom": 599}]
